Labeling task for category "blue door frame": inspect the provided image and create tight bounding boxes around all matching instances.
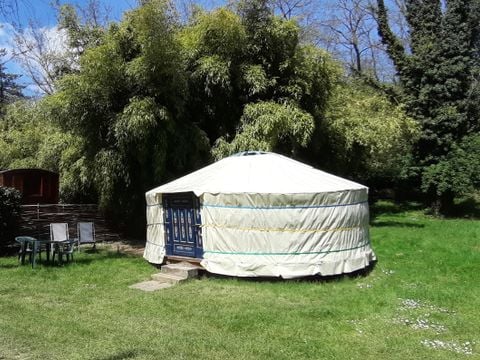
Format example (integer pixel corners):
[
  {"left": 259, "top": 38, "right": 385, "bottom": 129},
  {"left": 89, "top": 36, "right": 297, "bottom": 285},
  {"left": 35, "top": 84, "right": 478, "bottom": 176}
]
[{"left": 163, "top": 193, "right": 203, "bottom": 258}]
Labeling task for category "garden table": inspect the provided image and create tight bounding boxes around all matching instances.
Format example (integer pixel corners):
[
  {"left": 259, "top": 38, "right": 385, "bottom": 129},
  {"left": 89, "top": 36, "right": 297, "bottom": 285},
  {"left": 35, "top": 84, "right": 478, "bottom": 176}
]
[
  {"left": 15, "top": 236, "right": 44, "bottom": 268},
  {"left": 15, "top": 237, "right": 69, "bottom": 268}
]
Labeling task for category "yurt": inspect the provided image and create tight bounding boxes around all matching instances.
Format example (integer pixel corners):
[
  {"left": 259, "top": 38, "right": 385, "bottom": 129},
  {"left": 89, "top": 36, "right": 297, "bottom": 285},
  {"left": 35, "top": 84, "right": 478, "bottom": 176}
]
[{"left": 144, "top": 151, "right": 376, "bottom": 278}]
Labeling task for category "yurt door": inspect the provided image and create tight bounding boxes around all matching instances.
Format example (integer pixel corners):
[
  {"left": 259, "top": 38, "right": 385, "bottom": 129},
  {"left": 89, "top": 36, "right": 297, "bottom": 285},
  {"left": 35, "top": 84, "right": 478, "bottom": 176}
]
[{"left": 163, "top": 193, "right": 203, "bottom": 258}]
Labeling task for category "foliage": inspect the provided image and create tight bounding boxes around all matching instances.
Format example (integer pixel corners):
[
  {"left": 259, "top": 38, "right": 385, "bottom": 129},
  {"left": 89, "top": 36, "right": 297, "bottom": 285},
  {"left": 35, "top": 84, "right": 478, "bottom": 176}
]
[
  {"left": 180, "top": 5, "right": 339, "bottom": 143},
  {"left": 5, "top": 0, "right": 479, "bottom": 231},
  {"left": 182, "top": 4, "right": 339, "bottom": 158},
  {"left": 422, "top": 134, "right": 480, "bottom": 198},
  {"left": 0, "top": 100, "right": 90, "bottom": 202},
  {"left": 376, "top": 0, "right": 480, "bottom": 207},
  {"left": 0, "top": 101, "right": 61, "bottom": 170},
  {"left": 0, "top": 186, "right": 21, "bottom": 249},
  {"left": 45, "top": 0, "right": 209, "bottom": 232},
  {"left": 323, "top": 82, "right": 419, "bottom": 182},
  {"left": 0, "top": 49, "right": 23, "bottom": 108},
  {"left": 179, "top": 8, "right": 247, "bottom": 142},
  {"left": 212, "top": 100, "right": 314, "bottom": 158},
  {"left": 57, "top": 3, "right": 105, "bottom": 56}
]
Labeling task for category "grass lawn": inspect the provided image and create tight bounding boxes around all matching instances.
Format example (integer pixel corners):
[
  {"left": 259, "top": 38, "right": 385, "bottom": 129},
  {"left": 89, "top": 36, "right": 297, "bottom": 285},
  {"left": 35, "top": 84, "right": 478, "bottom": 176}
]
[{"left": 0, "top": 201, "right": 479, "bottom": 359}]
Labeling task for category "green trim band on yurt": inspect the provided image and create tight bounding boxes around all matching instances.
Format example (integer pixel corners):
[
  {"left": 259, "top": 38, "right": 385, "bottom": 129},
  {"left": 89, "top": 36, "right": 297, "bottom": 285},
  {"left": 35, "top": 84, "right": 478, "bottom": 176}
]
[{"left": 144, "top": 151, "right": 376, "bottom": 278}]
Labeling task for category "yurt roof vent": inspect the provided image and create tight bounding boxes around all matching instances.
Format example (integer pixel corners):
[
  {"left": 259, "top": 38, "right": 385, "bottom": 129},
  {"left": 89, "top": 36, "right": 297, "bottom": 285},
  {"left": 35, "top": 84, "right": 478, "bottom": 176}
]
[{"left": 232, "top": 150, "right": 267, "bottom": 156}]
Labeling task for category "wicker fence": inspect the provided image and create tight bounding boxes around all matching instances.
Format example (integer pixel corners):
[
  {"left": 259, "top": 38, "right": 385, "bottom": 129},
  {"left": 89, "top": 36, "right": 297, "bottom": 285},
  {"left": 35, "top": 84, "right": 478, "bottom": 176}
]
[{"left": 18, "top": 204, "right": 121, "bottom": 242}]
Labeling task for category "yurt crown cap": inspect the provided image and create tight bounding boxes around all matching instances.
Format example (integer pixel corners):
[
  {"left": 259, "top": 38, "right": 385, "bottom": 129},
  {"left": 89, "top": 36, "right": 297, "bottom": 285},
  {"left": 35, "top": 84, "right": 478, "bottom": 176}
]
[{"left": 232, "top": 151, "right": 268, "bottom": 157}]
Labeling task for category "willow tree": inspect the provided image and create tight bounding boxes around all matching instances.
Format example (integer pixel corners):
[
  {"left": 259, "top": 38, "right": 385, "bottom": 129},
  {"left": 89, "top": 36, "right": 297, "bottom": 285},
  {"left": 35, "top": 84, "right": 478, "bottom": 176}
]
[
  {"left": 180, "top": 1, "right": 340, "bottom": 158},
  {"left": 46, "top": 0, "right": 209, "bottom": 232},
  {"left": 323, "top": 81, "right": 419, "bottom": 184}
]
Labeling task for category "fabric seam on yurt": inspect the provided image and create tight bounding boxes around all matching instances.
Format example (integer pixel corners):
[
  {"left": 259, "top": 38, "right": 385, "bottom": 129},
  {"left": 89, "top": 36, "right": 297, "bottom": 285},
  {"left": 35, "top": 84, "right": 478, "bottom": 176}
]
[
  {"left": 200, "top": 224, "right": 364, "bottom": 233},
  {"left": 202, "top": 200, "right": 368, "bottom": 210},
  {"left": 146, "top": 200, "right": 367, "bottom": 209},
  {"left": 203, "top": 241, "right": 371, "bottom": 256}
]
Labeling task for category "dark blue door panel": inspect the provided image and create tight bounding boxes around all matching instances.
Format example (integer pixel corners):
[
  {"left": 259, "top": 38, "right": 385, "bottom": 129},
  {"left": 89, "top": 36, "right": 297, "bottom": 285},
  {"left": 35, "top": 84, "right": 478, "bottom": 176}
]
[
  {"left": 163, "top": 193, "right": 202, "bottom": 258},
  {"left": 194, "top": 196, "right": 203, "bottom": 258}
]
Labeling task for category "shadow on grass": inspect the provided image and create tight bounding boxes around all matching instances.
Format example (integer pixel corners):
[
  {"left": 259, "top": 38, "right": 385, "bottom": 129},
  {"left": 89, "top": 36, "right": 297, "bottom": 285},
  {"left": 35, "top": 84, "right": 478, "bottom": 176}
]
[
  {"left": 0, "top": 263, "right": 20, "bottom": 269},
  {"left": 371, "top": 196, "right": 480, "bottom": 220},
  {"left": 371, "top": 220, "right": 424, "bottom": 228},
  {"left": 442, "top": 197, "right": 480, "bottom": 219},
  {"left": 70, "top": 251, "right": 136, "bottom": 265},
  {"left": 203, "top": 260, "right": 377, "bottom": 284},
  {"left": 3, "top": 250, "right": 138, "bottom": 269},
  {"left": 95, "top": 349, "right": 139, "bottom": 360},
  {"left": 370, "top": 200, "right": 424, "bottom": 220},
  {"left": 0, "top": 246, "right": 20, "bottom": 258}
]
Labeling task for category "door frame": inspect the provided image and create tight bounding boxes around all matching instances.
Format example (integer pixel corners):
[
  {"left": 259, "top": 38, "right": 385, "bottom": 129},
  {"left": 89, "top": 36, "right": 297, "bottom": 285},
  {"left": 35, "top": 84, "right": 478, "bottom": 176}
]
[{"left": 163, "top": 192, "right": 203, "bottom": 258}]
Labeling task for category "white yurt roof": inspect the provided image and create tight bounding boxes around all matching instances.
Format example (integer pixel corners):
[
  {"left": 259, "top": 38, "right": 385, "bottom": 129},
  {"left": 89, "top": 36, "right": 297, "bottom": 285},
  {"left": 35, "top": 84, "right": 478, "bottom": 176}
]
[{"left": 147, "top": 151, "right": 366, "bottom": 197}]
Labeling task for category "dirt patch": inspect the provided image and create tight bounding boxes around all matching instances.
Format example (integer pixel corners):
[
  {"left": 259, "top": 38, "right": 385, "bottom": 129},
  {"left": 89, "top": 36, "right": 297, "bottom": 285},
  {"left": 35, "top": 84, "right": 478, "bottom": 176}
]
[{"left": 102, "top": 241, "right": 145, "bottom": 256}]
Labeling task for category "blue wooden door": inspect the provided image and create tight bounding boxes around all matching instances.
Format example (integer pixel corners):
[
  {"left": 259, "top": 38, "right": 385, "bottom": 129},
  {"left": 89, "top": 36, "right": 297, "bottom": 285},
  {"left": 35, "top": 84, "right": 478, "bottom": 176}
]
[{"left": 163, "top": 193, "right": 203, "bottom": 258}]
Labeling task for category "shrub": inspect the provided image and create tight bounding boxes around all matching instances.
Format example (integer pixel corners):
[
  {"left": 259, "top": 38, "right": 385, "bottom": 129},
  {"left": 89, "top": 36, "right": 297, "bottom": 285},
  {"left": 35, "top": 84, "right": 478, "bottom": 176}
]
[
  {"left": 0, "top": 186, "right": 22, "bottom": 251},
  {"left": 421, "top": 134, "right": 480, "bottom": 213}
]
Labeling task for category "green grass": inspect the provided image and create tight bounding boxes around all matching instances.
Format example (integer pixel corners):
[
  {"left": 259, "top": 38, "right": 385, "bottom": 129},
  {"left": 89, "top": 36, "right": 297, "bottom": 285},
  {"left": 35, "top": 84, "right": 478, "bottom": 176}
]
[{"left": 0, "top": 201, "right": 479, "bottom": 359}]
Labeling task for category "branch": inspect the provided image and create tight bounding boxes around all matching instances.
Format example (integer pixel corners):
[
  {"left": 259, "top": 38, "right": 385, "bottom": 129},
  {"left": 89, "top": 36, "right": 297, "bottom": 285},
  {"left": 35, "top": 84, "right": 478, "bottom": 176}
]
[
  {"left": 375, "top": 0, "right": 407, "bottom": 75},
  {"left": 352, "top": 68, "right": 402, "bottom": 105}
]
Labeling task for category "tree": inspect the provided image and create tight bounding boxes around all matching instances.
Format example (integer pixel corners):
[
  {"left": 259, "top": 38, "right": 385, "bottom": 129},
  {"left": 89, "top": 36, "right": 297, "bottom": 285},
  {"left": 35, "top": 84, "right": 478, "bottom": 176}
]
[
  {"left": 0, "top": 186, "right": 21, "bottom": 251},
  {"left": 11, "top": 1, "right": 109, "bottom": 95},
  {"left": 0, "top": 100, "right": 89, "bottom": 202},
  {"left": 212, "top": 101, "right": 315, "bottom": 159},
  {"left": 0, "top": 49, "right": 23, "bottom": 106},
  {"left": 422, "top": 134, "right": 480, "bottom": 206},
  {"left": 45, "top": 0, "right": 209, "bottom": 233},
  {"left": 256, "top": 0, "right": 397, "bottom": 82},
  {"left": 273, "top": 0, "right": 314, "bottom": 20},
  {"left": 320, "top": 0, "right": 375, "bottom": 74},
  {"left": 182, "top": 2, "right": 339, "bottom": 155},
  {"left": 179, "top": 7, "right": 248, "bottom": 142},
  {"left": 323, "top": 80, "right": 418, "bottom": 183},
  {"left": 13, "top": 24, "right": 72, "bottom": 95},
  {"left": 56, "top": 1, "right": 107, "bottom": 57},
  {"left": 376, "top": 0, "right": 480, "bottom": 211}
]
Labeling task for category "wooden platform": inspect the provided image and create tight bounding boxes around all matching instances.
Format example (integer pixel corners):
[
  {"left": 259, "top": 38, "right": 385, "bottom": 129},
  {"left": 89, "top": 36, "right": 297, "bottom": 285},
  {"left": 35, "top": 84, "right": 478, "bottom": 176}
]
[
  {"left": 165, "top": 255, "right": 203, "bottom": 267},
  {"left": 130, "top": 262, "right": 203, "bottom": 292}
]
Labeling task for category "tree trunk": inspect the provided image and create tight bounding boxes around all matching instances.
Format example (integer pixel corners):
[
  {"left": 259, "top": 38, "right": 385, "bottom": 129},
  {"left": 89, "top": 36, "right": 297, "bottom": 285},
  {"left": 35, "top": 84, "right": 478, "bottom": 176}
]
[{"left": 431, "top": 191, "right": 455, "bottom": 216}]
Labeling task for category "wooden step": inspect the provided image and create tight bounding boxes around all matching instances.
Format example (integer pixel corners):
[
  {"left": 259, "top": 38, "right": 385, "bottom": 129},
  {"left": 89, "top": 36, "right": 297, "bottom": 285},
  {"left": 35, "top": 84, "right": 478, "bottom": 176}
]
[
  {"left": 151, "top": 272, "right": 188, "bottom": 284},
  {"left": 161, "top": 262, "right": 202, "bottom": 278},
  {"left": 129, "top": 280, "right": 174, "bottom": 292},
  {"left": 166, "top": 255, "right": 203, "bottom": 266}
]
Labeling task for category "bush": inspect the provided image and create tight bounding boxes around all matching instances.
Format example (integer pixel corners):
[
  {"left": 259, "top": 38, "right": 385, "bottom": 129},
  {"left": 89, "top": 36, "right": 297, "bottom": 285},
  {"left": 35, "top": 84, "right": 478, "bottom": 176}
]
[
  {"left": 0, "top": 186, "right": 22, "bottom": 251},
  {"left": 421, "top": 134, "right": 480, "bottom": 213}
]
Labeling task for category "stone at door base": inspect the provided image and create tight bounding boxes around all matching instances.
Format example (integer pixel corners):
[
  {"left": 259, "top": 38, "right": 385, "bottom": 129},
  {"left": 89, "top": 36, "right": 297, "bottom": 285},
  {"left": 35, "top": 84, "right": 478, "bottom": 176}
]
[{"left": 129, "top": 280, "right": 173, "bottom": 292}]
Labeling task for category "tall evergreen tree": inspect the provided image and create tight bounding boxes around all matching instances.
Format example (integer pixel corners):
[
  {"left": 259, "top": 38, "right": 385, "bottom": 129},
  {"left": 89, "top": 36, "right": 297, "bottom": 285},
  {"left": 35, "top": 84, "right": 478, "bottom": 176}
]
[
  {"left": 376, "top": 0, "right": 480, "bottom": 211},
  {"left": 0, "top": 49, "right": 24, "bottom": 106}
]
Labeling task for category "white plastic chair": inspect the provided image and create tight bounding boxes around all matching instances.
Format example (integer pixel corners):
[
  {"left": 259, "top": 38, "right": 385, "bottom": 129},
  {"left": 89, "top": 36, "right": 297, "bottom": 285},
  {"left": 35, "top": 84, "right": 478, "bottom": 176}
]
[
  {"left": 50, "top": 223, "right": 74, "bottom": 263},
  {"left": 77, "top": 222, "right": 96, "bottom": 251},
  {"left": 50, "top": 223, "right": 69, "bottom": 242}
]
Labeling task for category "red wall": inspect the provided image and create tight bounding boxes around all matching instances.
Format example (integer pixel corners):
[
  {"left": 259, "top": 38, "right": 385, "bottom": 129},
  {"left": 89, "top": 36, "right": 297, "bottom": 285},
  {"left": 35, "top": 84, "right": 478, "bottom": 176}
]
[{"left": 0, "top": 169, "right": 59, "bottom": 204}]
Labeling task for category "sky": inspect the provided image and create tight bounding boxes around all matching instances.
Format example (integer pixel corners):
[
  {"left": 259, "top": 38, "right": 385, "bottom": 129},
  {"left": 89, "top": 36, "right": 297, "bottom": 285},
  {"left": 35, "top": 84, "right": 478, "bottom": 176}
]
[
  {"left": 6, "top": 0, "right": 136, "bottom": 27},
  {"left": 0, "top": 0, "right": 397, "bottom": 96},
  {"left": 0, "top": 0, "right": 224, "bottom": 96},
  {"left": 0, "top": 0, "right": 136, "bottom": 95}
]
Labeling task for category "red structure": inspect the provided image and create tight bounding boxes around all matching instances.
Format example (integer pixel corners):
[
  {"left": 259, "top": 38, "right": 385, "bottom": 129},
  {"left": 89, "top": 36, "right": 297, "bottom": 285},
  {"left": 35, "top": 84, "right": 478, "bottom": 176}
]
[{"left": 0, "top": 169, "right": 59, "bottom": 204}]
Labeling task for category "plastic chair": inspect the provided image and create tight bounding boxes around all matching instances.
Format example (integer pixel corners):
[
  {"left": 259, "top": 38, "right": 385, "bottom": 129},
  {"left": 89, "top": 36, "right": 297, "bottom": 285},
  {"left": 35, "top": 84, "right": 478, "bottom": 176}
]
[
  {"left": 76, "top": 222, "right": 96, "bottom": 251},
  {"left": 50, "top": 223, "right": 74, "bottom": 264},
  {"left": 56, "top": 240, "right": 75, "bottom": 263},
  {"left": 15, "top": 236, "right": 42, "bottom": 266}
]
